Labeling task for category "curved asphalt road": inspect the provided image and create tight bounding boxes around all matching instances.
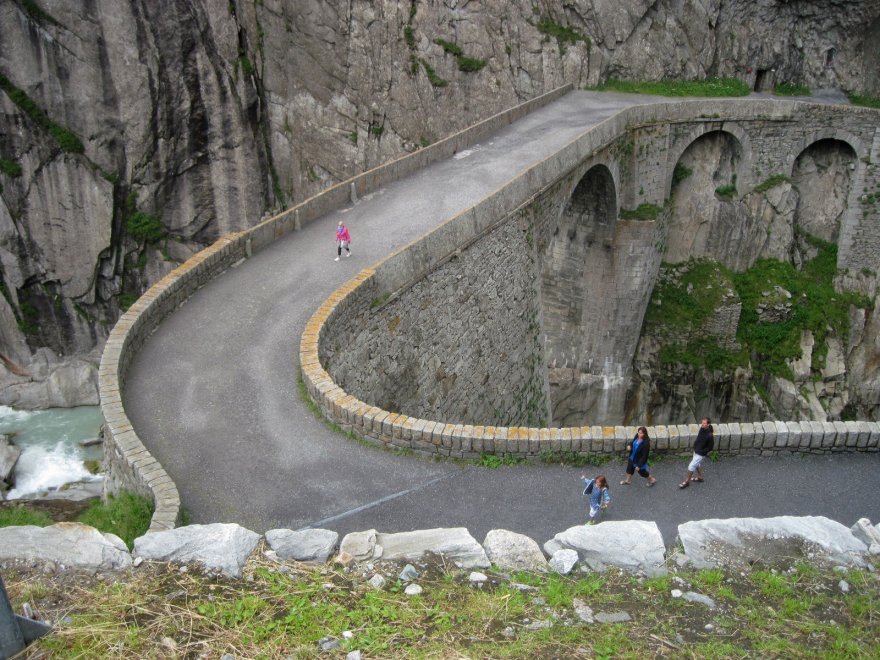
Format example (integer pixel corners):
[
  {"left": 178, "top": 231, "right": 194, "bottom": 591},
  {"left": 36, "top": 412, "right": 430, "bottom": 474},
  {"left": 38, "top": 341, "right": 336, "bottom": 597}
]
[{"left": 124, "top": 91, "right": 880, "bottom": 547}]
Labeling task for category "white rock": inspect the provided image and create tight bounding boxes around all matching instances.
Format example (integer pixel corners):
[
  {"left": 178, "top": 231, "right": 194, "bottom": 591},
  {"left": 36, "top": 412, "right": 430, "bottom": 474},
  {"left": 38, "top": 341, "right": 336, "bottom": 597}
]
[
  {"left": 339, "top": 529, "right": 377, "bottom": 561},
  {"left": 678, "top": 516, "right": 868, "bottom": 569},
  {"left": 572, "top": 598, "right": 594, "bottom": 623},
  {"left": 375, "top": 528, "right": 489, "bottom": 568},
  {"left": 671, "top": 589, "right": 683, "bottom": 598},
  {"left": 265, "top": 528, "right": 338, "bottom": 563},
  {"left": 549, "top": 549, "right": 579, "bottom": 575},
  {"left": 483, "top": 529, "right": 548, "bottom": 572},
  {"left": 367, "top": 574, "right": 386, "bottom": 589},
  {"left": 839, "top": 580, "right": 850, "bottom": 593},
  {"left": 0, "top": 522, "right": 131, "bottom": 570},
  {"left": 404, "top": 583, "right": 423, "bottom": 596},
  {"left": 469, "top": 572, "right": 488, "bottom": 583},
  {"left": 544, "top": 521, "right": 666, "bottom": 576},
  {"left": 133, "top": 523, "right": 260, "bottom": 578},
  {"left": 851, "top": 519, "right": 880, "bottom": 548}
]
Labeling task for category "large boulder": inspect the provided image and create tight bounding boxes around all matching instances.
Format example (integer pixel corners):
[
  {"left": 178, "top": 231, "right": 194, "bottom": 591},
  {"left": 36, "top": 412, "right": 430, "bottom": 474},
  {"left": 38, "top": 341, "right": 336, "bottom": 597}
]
[
  {"left": 543, "top": 521, "right": 667, "bottom": 576},
  {"left": 0, "top": 522, "right": 131, "bottom": 570},
  {"left": 483, "top": 529, "right": 548, "bottom": 573},
  {"left": 376, "top": 528, "right": 490, "bottom": 569},
  {"left": 133, "top": 523, "right": 260, "bottom": 578},
  {"left": 0, "top": 434, "right": 21, "bottom": 484},
  {"left": 266, "top": 528, "right": 338, "bottom": 563},
  {"left": 678, "top": 516, "right": 868, "bottom": 569}
]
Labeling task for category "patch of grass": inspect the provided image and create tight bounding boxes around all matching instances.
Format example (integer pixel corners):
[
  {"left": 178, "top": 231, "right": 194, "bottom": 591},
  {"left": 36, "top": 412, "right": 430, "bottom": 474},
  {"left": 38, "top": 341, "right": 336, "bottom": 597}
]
[
  {"left": 434, "top": 38, "right": 486, "bottom": 73},
  {"left": 76, "top": 491, "right": 153, "bottom": 550},
  {"left": 0, "top": 506, "right": 54, "bottom": 527},
  {"left": 348, "top": 131, "right": 358, "bottom": 145},
  {"left": 418, "top": 58, "right": 448, "bottom": 87},
  {"left": 238, "top": 54, "right": 254, "bottom": 76},
  {"left": 477, "top": 452, "right": 524, "bottom": 468},
  {"left": 539, "top": 450, "right": 610, "bottom": 467},
  {"left": 754, "top": 173, "right": 790, "bottom": 193},
  {"left": 0, "top": 73, "right": 84, "bottom": 153},
  {"left": 775, "top": 82, "right": 810, "bottom": 96},
  {"left": 590, "top": 77, "right": 750, "bottom": 97},
  {"left": 619, "top": 203, "right": 661, "bottom": 220},
  {"left": 714, "top": 183, "right": 737, "bottom": 200},
  {"left": 534, "top": 18, "right": 590, "bottom": 54},
  {"left": 369, "top": 125, "right": 384, "bottom": 137},
  {"left": 0, "top": 158, "right": 22, "bottom": 177},
  {"left": 849, "top": 93, "right": 880, "bottom": 109},
  {"left": 6, "top": 557, "right": 880, "bottom": 658},
  {"left": 404, "top": 25, "right": 416, "bottom": 49},
  {"left": 118, "top": 292, "right": 138, "bottom": 311},
  {"left": 83, "top": 459, "right": 102, "bottom": 474}
]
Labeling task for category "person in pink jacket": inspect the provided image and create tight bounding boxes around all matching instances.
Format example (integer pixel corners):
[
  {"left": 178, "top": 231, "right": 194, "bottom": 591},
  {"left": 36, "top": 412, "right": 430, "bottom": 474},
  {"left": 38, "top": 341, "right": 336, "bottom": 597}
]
[{"left": 335, "top": 221, "right": 351, "bottom": 261}]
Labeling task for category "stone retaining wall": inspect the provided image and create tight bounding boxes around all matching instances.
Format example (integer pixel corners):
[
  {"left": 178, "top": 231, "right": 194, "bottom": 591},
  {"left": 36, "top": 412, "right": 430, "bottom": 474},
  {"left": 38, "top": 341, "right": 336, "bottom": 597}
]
[{"left": 99, "top": 85, "right": 574, "bottom": 532}]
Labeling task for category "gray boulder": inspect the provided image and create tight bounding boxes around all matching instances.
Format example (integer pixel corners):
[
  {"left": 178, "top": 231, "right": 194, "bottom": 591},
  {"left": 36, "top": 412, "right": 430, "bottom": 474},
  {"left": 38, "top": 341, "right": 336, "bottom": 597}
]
[
  {"left": 548, "top": 549, "right": 579, "bottom": 575},
  {"left": 0, "top": 434, "right": 20, "bottom": 484},
  {"left": 376, "top": 528, "right": 490, "bottom": 569},
  {"left": 0, "top": 522, "right": 131, "bottom": 570},
  {"left": 678, "top": 516, "right": 868, "bottom": 569},
  {"left": 265, "top": 528, "right": 338, "bottom": 563},
  {"left": 133, "top": 523, "right": 260, "bottom": 578},
  {"left": 483, "top": 529, "right": 548, "bottom": 573},
  {"left": 850, "top": 518, "right": 880, "bottom": 549},
  {"left": 339, "top": 529, "right": 378, "bottom": 561},
  {"left": 544, "top": 521, "right": 666, "bottom": 576}
]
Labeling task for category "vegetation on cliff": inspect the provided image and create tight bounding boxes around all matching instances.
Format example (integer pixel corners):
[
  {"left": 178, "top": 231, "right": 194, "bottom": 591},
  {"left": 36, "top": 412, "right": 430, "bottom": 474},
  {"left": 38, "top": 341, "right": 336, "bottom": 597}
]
[{"left": 645, "top": 234, "right": 872, "bottom": 381}]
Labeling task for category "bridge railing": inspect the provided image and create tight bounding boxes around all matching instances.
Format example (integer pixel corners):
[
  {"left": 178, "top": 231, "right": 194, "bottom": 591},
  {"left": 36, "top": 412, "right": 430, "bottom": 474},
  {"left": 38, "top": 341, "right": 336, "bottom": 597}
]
[{"left": 99, "top": 84, "right": 574, "bottom": 532}]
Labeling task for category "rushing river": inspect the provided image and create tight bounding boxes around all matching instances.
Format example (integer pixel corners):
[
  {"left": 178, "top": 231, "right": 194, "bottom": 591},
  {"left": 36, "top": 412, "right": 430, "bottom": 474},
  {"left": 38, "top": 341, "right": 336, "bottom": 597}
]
[{"left": 0, "top": 405, "right": 104, "bottom": 499}]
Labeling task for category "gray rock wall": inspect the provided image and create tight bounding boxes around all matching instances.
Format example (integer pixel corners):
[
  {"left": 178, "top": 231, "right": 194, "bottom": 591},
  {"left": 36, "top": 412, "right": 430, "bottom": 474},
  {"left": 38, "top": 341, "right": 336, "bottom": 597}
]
[{"left": 322, "top": 217, "right": 549, "bottom": 427}]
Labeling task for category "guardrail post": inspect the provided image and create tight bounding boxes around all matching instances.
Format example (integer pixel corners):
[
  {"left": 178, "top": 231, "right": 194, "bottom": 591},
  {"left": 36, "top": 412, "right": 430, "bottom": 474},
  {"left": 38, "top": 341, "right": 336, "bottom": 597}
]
[{"left": 0, "top": 575, "right": 51, "bottom": 658}]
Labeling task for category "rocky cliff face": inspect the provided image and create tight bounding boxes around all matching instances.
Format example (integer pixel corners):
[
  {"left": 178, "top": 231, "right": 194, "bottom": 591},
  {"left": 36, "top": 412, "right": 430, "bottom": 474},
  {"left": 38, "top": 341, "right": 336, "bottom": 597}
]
[{"left": 0, "top": 0, "right": 877, "bottom": 407}]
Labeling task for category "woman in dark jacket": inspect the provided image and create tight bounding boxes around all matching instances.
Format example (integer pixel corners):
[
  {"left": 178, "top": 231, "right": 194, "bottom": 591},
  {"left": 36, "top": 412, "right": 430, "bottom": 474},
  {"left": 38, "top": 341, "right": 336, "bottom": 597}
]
[
  {"left": 679, "top": 417, "right": 714, "bottom": 488},
  {"left": 620, "top": 426, "right": 657, "bottom": 487}
]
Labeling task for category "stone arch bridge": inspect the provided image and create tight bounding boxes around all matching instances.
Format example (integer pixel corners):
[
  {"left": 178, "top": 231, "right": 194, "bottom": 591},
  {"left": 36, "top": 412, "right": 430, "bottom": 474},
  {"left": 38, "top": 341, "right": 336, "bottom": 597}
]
[{"left": 102, "top": 89, "right": 880, "bottom": 539}]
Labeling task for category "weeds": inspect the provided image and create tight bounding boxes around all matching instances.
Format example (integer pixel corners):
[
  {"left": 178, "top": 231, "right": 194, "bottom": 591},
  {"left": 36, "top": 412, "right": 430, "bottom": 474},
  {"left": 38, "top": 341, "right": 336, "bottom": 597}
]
[
  {"left": 0, "top": 506, "right": 54, "bottom": 527},
  {"left": 775, "top": 82, "right": 810, "bottom": 96},
  {"left": 77, "top": 491, "right": 153, "bottom": 549},
  {"left": 539, "top": 450, "right": 611, "bottom": 467},
  {"left": 0, "top": 158, "right": 22, "bottom": 177},
  {"left": 619, "top": 203, "right": 662, "bottom": 220},
  {"left": 7, "top": 557, "right": 877, "bottom": 658},
  {"left": 590, "top": 77, "right": 750, "bottom": 97},
  {"left": 754, "top": 173, "right": 790, "bottom": 193},
  {"left": 849, "top": 93, "right": 880, "bottom": 109}
]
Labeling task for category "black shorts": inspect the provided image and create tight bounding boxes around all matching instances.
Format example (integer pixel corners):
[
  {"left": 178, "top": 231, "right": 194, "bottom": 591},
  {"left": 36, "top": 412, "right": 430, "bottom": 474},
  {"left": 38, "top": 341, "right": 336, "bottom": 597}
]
[{"left": 626, "top": 460, "right": 649, "bottom": 478}]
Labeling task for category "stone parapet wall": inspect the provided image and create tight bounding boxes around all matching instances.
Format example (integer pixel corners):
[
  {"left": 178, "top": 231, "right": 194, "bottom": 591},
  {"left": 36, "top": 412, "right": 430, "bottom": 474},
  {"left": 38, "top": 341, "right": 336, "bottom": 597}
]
[{"left": 100, "top": 86, "right": 574, "bottom": 533}]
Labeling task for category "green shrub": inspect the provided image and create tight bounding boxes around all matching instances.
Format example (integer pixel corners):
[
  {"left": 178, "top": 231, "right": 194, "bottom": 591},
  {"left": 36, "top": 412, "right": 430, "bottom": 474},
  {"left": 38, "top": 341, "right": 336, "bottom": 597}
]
[
  {"left": 671, "top": 163, "right": 693, "bottom": 186},
  {"left": 239, "top": 55, "right": 254, "bottom": 76},
  {"left": 434, "top": 39, "right": 486, "bottom": 73},
  {"left": 434, "top": 38, "right": 462, "bottom": 57},
  {"left": 0, "top": 159, "right": 22, "bottom": 177},
  {"left": 126, "top": 210, "right": 165, "bottom": 242},
  {"left": 119, "top": 292, "right": 138, "bottom": 311},
  {"left": 0, "top": 506, "right": 53, "bottom": 528},
  {"left": 404, "top": 25, "right": 416, "bottom": 49},
  {"left": 418, "top": 59, "right": 447, "bottom": 87},
  {"left": 457, "top": 56, "right": 486, "bottom": 73},
  {"left": 715, "top": 183, "right": 737, "bottom": 200},
  {"left": 774, "top": 82, "right": 810, "bottom": 96},
  {"left": 77, "top": 491, "right": 154, "bottom": 549},
  {"left": 590, "top": 77, "right": 750, "bottom": 97}
]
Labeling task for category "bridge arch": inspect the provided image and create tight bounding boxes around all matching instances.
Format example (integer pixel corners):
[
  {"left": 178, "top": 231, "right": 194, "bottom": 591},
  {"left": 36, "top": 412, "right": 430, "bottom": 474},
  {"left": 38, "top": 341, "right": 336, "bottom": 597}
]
[
  {"left": 790, "top": 138, "right": 860, "bottom": 246},
  {"left": 664, "top": 122, "right": 754, "bottom": 201}
]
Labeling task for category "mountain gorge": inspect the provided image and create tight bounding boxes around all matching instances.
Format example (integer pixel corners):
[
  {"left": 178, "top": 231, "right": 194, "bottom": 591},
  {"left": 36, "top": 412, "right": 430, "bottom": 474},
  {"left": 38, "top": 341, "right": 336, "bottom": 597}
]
[{"left": 0, "top": 0, "right": 877, "bottom": 413}]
